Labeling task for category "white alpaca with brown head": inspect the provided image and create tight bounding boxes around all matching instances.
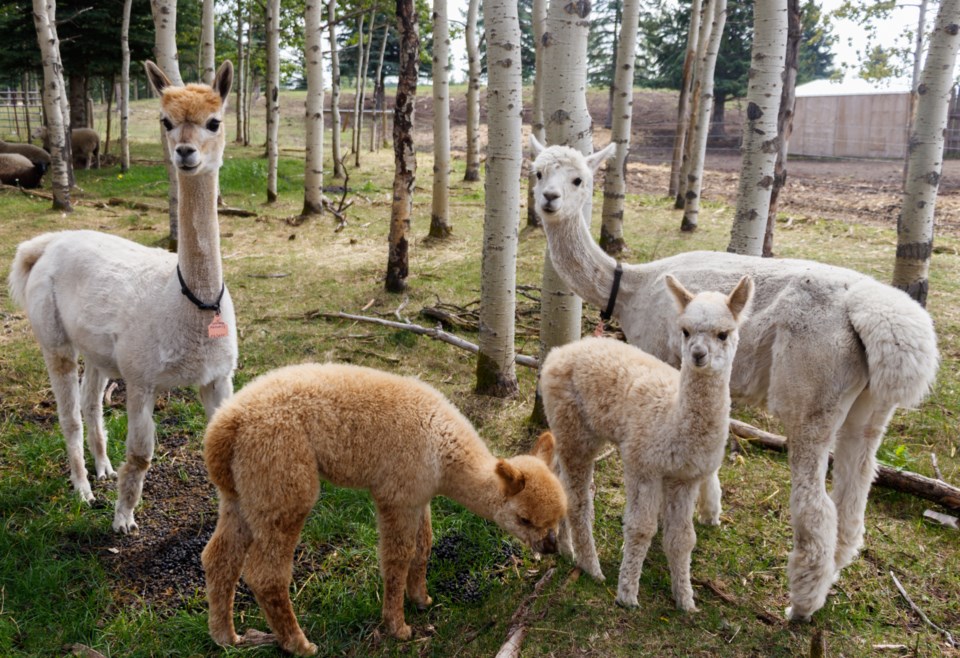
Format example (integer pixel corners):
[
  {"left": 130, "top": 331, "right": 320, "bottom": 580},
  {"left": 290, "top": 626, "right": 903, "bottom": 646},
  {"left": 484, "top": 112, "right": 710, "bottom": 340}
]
[{"left": 7, "top": 61, "right": 238, "bottom": 533}]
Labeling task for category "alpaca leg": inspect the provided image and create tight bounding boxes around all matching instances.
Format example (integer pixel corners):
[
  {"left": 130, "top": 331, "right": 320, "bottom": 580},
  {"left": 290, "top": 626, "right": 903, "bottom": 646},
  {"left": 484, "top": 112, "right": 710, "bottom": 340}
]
[
  {"left": 557, "top": 454, "right": 604, "bottom": 580},
  {"left": 79, "top": 365, "right": 115, "bottom": 480},
  {"left": 199, "top": 375, "right": 233, "bottom": 420},
  {"left": 113, "top": 386, "right": 156, "bottom": 533},
  {"left": 616, "top": 472, "right": 660, "bottom": 608},
  {"left": 662, "top": 479, "right": 700, "bottom": 611},
  {"left": 696, "top": 469, "right": 722, "bottom": 526},
  {"left": 202, "top": 495, "right": 253, "bottom": 648},
  {"left": 376, "top": 503, "right": 423, "bottom": 640},
  {"left": 405, "top": 505, "right": 433, "bottom": 610},
  {"left": 831, "top": 391, "right": 894, "bottom": 574},
  {"left": 43, "top": 349, "right": 92, "bottom": 502}
]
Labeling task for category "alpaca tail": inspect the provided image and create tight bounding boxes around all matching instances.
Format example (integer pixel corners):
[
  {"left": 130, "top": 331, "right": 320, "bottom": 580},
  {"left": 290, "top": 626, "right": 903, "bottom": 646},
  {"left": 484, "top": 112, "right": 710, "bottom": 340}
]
[
  {"left": 845, "top": 280, "right": 939, "bottom": 409},
  {"left": 8, "top": 232, "right": 58, "bottom": 309},
  {"left": 204, "top": 407, "right": 240, "bottom": 499}
]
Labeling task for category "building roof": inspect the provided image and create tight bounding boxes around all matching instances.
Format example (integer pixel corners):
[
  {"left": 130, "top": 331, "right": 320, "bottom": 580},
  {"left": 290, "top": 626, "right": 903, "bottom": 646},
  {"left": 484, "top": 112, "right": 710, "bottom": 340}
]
[{"left": 795, "top": 78, "right": 912, "bottom": 98}]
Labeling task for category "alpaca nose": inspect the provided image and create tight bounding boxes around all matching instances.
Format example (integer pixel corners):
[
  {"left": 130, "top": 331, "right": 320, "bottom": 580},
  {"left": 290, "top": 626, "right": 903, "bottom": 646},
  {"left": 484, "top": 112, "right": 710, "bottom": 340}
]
[
  {"left": 691, "top": 347, "right": 707, "bottom": 365},
  {"left": 176, "top": 145, "right": 196, "bottom": 159},
  {"left": 539, "top": 529, "right": 558, "bottom": 554},
  {"left": 543, "top": 190, "right": 560, "bottom": 203}
]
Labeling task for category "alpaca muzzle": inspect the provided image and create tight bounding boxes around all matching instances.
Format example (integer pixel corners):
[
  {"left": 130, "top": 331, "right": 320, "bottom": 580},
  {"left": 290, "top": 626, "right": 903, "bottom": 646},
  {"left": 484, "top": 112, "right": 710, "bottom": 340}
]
[{"left": 537, "top": 529, "right": 559, "bottom": 554}]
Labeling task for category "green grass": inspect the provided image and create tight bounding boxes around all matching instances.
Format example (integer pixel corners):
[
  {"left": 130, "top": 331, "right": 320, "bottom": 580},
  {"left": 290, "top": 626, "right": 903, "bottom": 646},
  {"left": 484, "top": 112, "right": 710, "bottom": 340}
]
[{"left": 0, "top": 91, "right": 958, "bottom": 657}]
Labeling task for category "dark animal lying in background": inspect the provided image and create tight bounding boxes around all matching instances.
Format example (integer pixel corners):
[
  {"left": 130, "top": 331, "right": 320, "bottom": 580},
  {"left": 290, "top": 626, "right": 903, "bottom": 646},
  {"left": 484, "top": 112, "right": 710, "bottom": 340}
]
[
  {"left": 0, "top": 153, "right": 47, "bottom": 189},
  {"left": 0, "top": 139, "right": 52, "bottom": 169}
]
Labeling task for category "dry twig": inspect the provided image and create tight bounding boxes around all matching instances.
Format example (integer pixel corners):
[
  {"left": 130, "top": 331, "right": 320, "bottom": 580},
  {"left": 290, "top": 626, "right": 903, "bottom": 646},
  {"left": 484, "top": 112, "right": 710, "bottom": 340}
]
[
  {"left": 889, "top": 570, "right": 957, "bottom": 648},
  {"left": 494, "top": 567, "right": 556, "bottom": 658}
]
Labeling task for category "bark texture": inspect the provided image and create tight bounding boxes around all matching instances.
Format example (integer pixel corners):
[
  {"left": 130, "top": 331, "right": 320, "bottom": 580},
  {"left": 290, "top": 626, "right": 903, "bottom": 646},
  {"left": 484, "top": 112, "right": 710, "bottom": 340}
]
[
  {"left": 150, "top": 0, "right": 183, "bottom": 246},
  {"left": 526, "top": 0, "right": 547, "bottom": 228},
  {"left": 200, "top": 0, "right": 215, "bottom": 85},
  {"left": 668, "top": 0, "right": 703, "bottom": 199},
  {"left": 328, "top": 0, "right": 345, "bottom": 178},
  {"left": 31, "top": 0, "right": 71, "bottom": 211},
  {"left": 265, "top": 0, "right": 280, "bottom": 203},
  {"left": 463, "top": 0, "right": 482, "bottom": 182},
  {"left": 301, "top": 0, "right": 325, "bottom": 217},
  {"left": 429, "top": 0, "right": 452, "bottom": 239},
  {"left": 120, "top": 0, "right": 132, "bottom": 172}
]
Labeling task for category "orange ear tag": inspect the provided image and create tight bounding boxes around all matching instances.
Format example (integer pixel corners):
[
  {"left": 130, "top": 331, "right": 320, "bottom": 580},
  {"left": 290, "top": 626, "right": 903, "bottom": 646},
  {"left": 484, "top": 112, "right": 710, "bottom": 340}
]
[{"left": 208, "top": 314, "right": 229, "bottom": 338}]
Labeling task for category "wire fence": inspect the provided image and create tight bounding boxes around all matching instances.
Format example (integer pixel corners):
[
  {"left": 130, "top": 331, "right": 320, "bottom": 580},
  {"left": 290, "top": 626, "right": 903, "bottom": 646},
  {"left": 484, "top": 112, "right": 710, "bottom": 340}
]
[{"left": 0, "top": 88, "right": 44, "bottom": 142}]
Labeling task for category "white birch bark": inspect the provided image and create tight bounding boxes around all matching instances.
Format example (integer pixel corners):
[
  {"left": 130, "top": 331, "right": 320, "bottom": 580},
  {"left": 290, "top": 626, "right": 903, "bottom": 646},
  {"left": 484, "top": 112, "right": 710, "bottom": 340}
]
[
  {"left": 200, "top": 0, "right": 215, "bottom": 85},
  {"left": 302, "top": 0, "right": 324, "bottom": 217},
  {"left": 235, "top": 0, "right": 245, "bottom": 143},
  {"left": 354, "top": 12, "right": 375, "bottom": 165},
  {"left": 31, "top": 0, "right": 71, "bottom": 211},
  {"left": 676, "top": 0, "right": 712, "bottom": 210},
  {"left": 352, "top": 13, "right": 366, "bottom": 163},
  {"left": 476, "top": 0, "right": 521, "bottom": 396},
  {"left": 668, "top": 0, "right": 703, "bottom": 198},
  {"left": 893, "top": 0, "right": 960, "bottom": 306},
  {"left": 727, "top": 0, "right": 788, "bottom": 256},
  {"left": 526, "top": 0, "right": 547, "bottom": 227},
  {"left": 680, "top": 0, "right": 726, "bottom": 232},
  {"left": 463, "top": 0, "right": 481, "bottom": 182},
  {"left": 599, "top": 0, "right": 642, "bottom": 256},
  {"left": 329, "top": 0, "right": 345, "bottom": 178},
  {"left": 430, "top": 0, "right": 452, "bottom": 239},
  {"left": 151, "top": 0, "right": 182, "bottom": 245},
  {"left": 265, "top": 0, "right": 280, "bottom": 202},
  {"left": 120, "top": 0, "right": 132, "bottom": 172},
  {"left": 371, "top": 24, "right": 388, "bottom": 151}
]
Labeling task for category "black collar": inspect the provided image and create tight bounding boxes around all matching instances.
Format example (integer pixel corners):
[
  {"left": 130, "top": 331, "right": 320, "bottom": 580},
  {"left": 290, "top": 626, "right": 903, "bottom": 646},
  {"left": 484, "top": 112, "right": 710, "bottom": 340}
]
[
  {"left": 177, "top": 265, "right": 225, "bottom": 314},
  {"left": 600, "top": 261, "right": 622, "bottom": 322}
]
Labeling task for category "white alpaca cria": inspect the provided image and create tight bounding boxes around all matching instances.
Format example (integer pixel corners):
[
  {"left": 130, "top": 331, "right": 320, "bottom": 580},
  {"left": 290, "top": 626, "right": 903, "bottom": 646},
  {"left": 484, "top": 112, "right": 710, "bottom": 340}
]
[
  {"left": 8, "top": 61, "right": 238, "bottom": 533},
  {"left": 529, "top": 136, "right": 940, "bottom": 620},
  {"left": 542, "top": 275, "right": 753, "bottom": 610}
]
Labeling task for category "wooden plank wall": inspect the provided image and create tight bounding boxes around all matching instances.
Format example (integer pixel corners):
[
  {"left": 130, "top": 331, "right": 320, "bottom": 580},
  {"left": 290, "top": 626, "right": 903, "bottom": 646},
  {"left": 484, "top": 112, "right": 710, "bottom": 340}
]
[{"left": 791, "top": 93, "right": 910, "bottom": 159}]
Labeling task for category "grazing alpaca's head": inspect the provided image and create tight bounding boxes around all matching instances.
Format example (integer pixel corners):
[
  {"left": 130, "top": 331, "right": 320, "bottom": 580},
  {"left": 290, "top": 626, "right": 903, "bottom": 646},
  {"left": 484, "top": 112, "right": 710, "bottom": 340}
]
[
  {"left": 145, "top": 60, "right": 232, "bottom": 176},
  {"left": 530, "top": 135, "right": 616, "bottom": 222},
  {"left": 666, "top": 274, "right": 753, "bottom": 374}
]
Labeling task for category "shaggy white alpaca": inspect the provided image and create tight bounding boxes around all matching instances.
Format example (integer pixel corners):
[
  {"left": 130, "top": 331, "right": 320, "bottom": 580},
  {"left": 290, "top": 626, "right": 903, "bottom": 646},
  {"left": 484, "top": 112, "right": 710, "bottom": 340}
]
[
  {"left": 530, "top": 136, "right": 940, "bottom": 620},
  {"left": 542, "top": 275, "right": 753, "bottom": 610},
  {"left": 8, "top": 61, "right": 238, "bottom": 533}
]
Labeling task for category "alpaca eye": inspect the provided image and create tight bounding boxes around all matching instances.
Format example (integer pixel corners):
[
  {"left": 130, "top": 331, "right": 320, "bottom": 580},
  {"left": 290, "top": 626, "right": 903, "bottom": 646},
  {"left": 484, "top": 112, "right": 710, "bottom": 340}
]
[
  {"left": 573, "top": 177, "right": 582, "bottom": 186},
  {"left": 161, "top": 118, "right": 174, "bottom": 131},
  {"left": 682, "top": 329, "right": 690, "bottom": 339},
  {"left": 206, "top": 119, "right": 222, "bottom": 132},
  {"left": 718, "top": 332, "right": 728, "bottom": 341},
  {"left": 518, "top": 516, "right": 533, "bottom": 527},
  {"left": 536, "top": 171, "right": 542, "bottom": 180}
]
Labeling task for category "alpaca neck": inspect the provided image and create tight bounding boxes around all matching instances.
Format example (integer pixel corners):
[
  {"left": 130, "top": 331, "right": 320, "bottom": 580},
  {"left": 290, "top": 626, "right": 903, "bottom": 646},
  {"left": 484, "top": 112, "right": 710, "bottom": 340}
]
[
  {"left": 437, "top": 436, "right": 505, "bottom": 521},
  {"left": 175, "top": 170, "right": 223, "bottom": 303},
  {"left": 671, "top": 365, "right": 732, "bottom": 440},
  {"left": 543, "top": 202, "right": 620, "bottom": 309}
]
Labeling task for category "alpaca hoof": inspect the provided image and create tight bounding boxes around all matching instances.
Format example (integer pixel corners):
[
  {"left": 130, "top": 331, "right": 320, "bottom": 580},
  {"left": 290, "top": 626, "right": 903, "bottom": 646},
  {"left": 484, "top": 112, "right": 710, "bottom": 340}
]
[
  {"left": 77, "top": 486, "right": 95, "bottom": 504},
  {"left": 414, "top": 595, "right": 433, "bottom": 611},
  {"left": 390, "top": 623, "right": 412, "bottom": 641},
  {"left": 615, "top": 594, "right": 639, "bottom": 609},
  {"left": 578, "top": 561, "right": 605, "bottom": 582},
  {"left": 676, "top": 598, "right": 698, "bottom": 613},
  {"left": 96, "top": 464, "right": 117, "bottom": 480},
  {"left": 112, "top": 509, "right": 139, "bottom": 534},
  {"left": 785, "top": 605, "right": 812, "bottom": 623},
  {"left": 698, "top": 513, "right": 721, "bottom": 527}
]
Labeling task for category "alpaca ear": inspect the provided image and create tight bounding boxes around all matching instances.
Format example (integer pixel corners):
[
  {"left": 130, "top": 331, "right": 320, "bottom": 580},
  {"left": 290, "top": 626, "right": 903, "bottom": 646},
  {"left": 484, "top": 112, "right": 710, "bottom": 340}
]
[
  {"left": 495, "top": 460, "right": 527, "bottom": 497},
  {"left": 214, "top": 60, "right": 234, "bottom": 104},
  {"left": 665, "top": 274, "right": 695, "bottom": 311},
  {"left": 144, "top": 61, "right": 172, "bottom": 95},
  {"left": 726, "top": 275, "right": 754, "bottom": 321},
  {"left": 530, "top": 134, "right": 545, "bottom": 159},
  {"left": 586, "top": 143, "right": 616, "bottom": 174},
  {"left": 530, "top": 431, "right": 556, "bottom": 465}
]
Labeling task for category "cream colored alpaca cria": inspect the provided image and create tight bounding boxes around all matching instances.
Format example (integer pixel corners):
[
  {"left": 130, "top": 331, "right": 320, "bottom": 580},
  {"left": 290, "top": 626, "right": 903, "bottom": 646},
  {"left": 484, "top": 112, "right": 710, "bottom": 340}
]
[
  {"left": 7, "top": 61, "right": 237, "bottom": 533},
  {"left": 542, "top": 275, "right": 753, "bottom": 610},
  {"left": 530, "top": 136, "right": 940, "bottom": 620},
  {"left": 201, "top": 363, "right": 567, "bottom": 656}
]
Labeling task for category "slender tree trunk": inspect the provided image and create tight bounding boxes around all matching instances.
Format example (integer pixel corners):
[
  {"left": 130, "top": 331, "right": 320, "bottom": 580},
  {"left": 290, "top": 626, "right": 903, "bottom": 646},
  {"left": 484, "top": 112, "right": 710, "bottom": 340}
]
[
  {"left": 475, "top": 0, "right": 522, "bottom": 397},
  {"left": 104, "top": 74, "right": 114, "bottom": 156},
  {"left": 371, "top": 24, "right": 388, "bottom": 152},
  {"left": 352, "top": 13, "right": 366, "bottom": 164},
  {"left": 893, "top": 0, "right": 960, "bottom": 306},
  {"left": 676, "top": 0, "right": 713, "bottom": 210},
  {"left": 526, "top": 0, "right": 546, "bottom": 227},
  {"left": 121, "top": 0, "right": 132, "bottom": 172},
  {"left": 429, "top": 0, "right": 452, "bottom": 239},
  {"left": 243, "top": 12, "right": 252, "bottom": 146},
  {"left": 679, "top": 0, "right": 726, "bottom": 232},
  {"left": 727, "top": 0, "right": 787, "bottom": 255},
  {"left": 235, "top": 0, "right": 245, "bottom": 143},
  {"left": 31, "top": 0, "right": 71, "bottom": 211},
  {"left": 463, "top": 0, "right": 481, "bottom": 182},
  {"left": 354, "top": 11, "right": 375, "bottom": 166},
  {"left": 329, "top": 0, "right": 345, "bottom": 178},
  {"left": 533, "top": 0, "right": 595, "bottom": 423},
  {"left": 301, "top": 0, "right": 325, "bottom": 218},
  {"left": 904, "top": 0, "right": 929, "bottom": 188},
  {"left": 151, "top": 0, "right": 182, "bottom": 248},
  {"left": 201, "top": 0, "right": 215, "bottom": 84},
  {"left": 598, "top": 0, "right": 642, "bottom": 256},
  {"left": 265, "top": 0, "right": 280, "bottom": 203},
  {"left": 22, "top": 74, "right": 32, "bottom": 144},
  {"left": 668, "top": 0, "right": 703, "bottom": 199},
  {"left": 763, "top": 0, "right": 800, "bottom": 257},
  {"left": 386, "top": 0, "right": 419, "bottom": 293}
]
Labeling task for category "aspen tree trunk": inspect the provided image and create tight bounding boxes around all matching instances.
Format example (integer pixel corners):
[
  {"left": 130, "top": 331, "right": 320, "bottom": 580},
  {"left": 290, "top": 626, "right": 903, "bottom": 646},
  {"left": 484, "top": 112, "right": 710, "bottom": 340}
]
[
  {"left": 265, "top": 0, "right": 280, "bottom": 203},
  {"left": 235, "top": 0, "right": 245, "bottom": 143},
  {"left": 526, "top": 0, "right": 547, "bottom": 228},
  {"left": 120, "top": 0, "right": 132, "bottom": 172},
  {"left": 352, "top": 14, "right": 366, "bottom": 164},
  {"left": 32, "top": 0, "right": 71, "bottom": 211},
  {"left": 727, "top": 0, "right": 787, "bottom": 256},
  {"left": 679, "top": 0, "right": 726, "bottom": 232},
  {"left": 533, "top": 0, "right": 594, "bottom": 422},
  {"left": 353, "top": 12, "right": 376, "bottom": 166},
  {"left": 243, "top": 14, "right": 252, "bottom": 146},
  {"left": 893, "top": 0, "right": 960, "bottom": 306},
  {"left": 668, "top": 0, "right": 703, "bottom": 198},
  {"left": 301, "top": 0, "right": 325, "bottom": 218},
  {"left": 763, "top": 0, "right": 800, "bottom": 257},
  {"left": 151, "top": 0, "right": 182, "bottom": 247},
  {"left": 329, "top": 0, "right": 345, "bottom": 178},
  {"left": 429, "top": 0, "right": 452, "bottom": 239},
  {"left": 201, "top": 0, "right": 215, "bottom": 84},
  {"left": 476, "top": 0, "right": 521, "bottom": 397},
  {"left": 904, "top": 0, "right": 929, "bottom": 188},
  {"left": 676, "top": 0, "right": 712, "bottom": 210},
  {"left": 599, "top": 0, "right": 642, "bottom": 256},
  {"left": 371, "top": 24, "right": 388, "bottom": 152},
  {"left": 386, "top": 0, "right": 419, "bottom": 293},
  {"left": 463, "top": 0, "right": 481, "bottom": 182}
]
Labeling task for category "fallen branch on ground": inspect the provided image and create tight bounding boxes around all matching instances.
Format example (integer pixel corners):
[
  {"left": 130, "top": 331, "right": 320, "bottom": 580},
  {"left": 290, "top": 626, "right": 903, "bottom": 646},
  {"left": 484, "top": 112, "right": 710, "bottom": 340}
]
[
  {"left": 1, "top": 183, "right": 54, "bottom": 200},
  {"left": 494, "top": 567, "right": 556, "bottom": 658},
  {"left": 889, "top": 570, "right": 957, "bottom": 648},
  {"left": 729, "top": 420, "right": 960, "bottom": 512}
]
